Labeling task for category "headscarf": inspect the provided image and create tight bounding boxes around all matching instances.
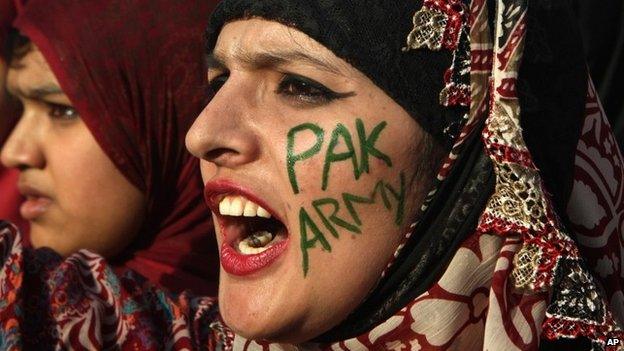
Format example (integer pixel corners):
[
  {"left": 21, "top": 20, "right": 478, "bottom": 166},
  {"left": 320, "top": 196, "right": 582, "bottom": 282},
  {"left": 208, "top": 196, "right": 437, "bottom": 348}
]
[
  {"left": 206, "top": 1, "right": 460, "bottom": 145},
  {"left": 9, "top": 0, "right": 220, "bottom": 295},
  {"left": 206, "top": 0, "right": 624, "bottom": 349},
  {"left": 0, "top": 0, "right": 14, "bottom": 49}
]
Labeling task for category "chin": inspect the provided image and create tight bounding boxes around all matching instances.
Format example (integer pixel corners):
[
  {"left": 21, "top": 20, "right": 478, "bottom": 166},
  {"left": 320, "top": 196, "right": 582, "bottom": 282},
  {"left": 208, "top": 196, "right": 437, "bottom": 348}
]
[
  {"left": 218, "top": 282, "right": 318, "bottom": 344},
  {"left": 220, "top": 303, "right": 287, "bottom": 341},
  {"left": 29, "top": 223, "right": 80, "bottom": 257},
  {"left": 29, "top": 226, "right": 56, "bottom": 249},
  {"left": 222, "top": 314, "right": 315, "bottom": 345},
  {"left": 30, "top": 237, "right": 68, "bottom": 256}
]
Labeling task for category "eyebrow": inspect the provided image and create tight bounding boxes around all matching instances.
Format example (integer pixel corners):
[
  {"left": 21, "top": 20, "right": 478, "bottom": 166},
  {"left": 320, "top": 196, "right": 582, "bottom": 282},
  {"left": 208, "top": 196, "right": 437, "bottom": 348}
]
[
  {"left": 8, "top": 83, "right": 65, "bottom": 100},
  {"left": 207, "top": 48, "right": 345, "bottom": 76}
]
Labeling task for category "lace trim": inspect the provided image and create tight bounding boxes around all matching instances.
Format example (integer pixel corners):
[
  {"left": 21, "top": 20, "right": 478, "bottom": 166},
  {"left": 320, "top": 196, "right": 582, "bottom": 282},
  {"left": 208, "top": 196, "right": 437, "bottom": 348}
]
[
  {"left": 405, "top": 7, "right": 449, "bottom": 51},
  {"left": 404, "top": 0, "right": 471, "bottom": 142}
]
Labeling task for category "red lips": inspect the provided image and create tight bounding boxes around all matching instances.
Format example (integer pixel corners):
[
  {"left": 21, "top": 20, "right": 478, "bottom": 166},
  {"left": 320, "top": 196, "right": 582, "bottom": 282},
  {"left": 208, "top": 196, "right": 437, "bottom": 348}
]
[
  {"left": 204, "top": 179, "right": 289, "bottom": 276},
  {"left": 220, "top": 240, "right": 288, "bottom": 275}
]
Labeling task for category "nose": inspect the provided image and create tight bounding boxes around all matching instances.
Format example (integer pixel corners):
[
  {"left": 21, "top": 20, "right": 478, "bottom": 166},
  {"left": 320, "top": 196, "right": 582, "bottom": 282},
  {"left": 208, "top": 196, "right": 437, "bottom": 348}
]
[
  {"left": 1, "top": 109, "right": 46, "bottom": 170},
  {"left": 186, "top": 81, "right": 261, "bottom": 169}
]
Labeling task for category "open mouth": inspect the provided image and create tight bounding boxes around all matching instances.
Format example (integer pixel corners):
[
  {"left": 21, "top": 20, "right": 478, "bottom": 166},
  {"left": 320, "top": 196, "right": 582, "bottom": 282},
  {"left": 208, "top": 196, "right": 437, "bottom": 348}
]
[
  {"left": 205, "top": 182, "right": 290, "bottom": 276},
  {"left": 217, "top": 195, "right": 288, "bottom": 255}
]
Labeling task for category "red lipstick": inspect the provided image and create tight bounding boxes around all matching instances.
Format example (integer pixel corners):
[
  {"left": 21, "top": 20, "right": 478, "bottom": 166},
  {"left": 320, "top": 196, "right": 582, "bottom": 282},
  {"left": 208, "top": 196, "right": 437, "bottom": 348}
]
[
  {"left": 220, "top": 240, "right": 288, "bottom": 275},
  {"left": 204, "top": 179, "right": 290, "bottom": 276}
]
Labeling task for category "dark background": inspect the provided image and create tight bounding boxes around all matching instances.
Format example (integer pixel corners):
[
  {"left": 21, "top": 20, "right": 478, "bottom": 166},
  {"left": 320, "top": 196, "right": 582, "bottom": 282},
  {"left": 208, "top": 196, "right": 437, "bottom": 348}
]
[{"left": 575, "top": 0, "right": 624, "bottom": 149}]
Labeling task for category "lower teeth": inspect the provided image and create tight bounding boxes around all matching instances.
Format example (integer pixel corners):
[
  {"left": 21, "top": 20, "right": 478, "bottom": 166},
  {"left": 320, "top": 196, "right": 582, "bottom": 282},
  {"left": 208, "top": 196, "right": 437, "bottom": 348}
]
[{"left": 238, "top": 231, "right": 275, "bottom": 254}]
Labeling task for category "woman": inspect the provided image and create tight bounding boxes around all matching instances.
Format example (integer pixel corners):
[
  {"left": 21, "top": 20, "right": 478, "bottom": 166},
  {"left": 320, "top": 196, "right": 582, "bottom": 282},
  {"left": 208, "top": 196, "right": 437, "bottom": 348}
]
[
  {"left": 185, "top": 0, "right": 624, "bottom": 349},
  {"left": 0, "top": 0, "right": 219, "bottom": 347},
  {"left": 0, "top": 0, "right": 219, "bottom": 294},
  {"left": 2, "top": 1, "right": 215, "bottom": 293}
]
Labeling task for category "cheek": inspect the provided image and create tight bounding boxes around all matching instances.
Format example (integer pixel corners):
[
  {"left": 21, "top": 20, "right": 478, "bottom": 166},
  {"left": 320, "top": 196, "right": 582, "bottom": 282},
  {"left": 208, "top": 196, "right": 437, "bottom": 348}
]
[
  {"left": 51, "top": 141, "right": 116, "bottom": 210},
  {"left": 47, "top": 132, "right": 146, "bottom": 255},
  {"left": 200, "top": 160, "right": 218, "bottom": 181},
  {"left": 296, "top": 168, "right": 411, "bottom": 275},
  {"left": 281, "top": 120, "right": 419, "bottom": 299}
]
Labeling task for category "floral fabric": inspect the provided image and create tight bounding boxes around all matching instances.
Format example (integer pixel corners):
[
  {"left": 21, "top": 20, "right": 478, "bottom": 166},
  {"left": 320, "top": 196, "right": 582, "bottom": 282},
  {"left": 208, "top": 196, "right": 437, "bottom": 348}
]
[{"left": 0, "top": 223, "right": 228, "bottom": 351}]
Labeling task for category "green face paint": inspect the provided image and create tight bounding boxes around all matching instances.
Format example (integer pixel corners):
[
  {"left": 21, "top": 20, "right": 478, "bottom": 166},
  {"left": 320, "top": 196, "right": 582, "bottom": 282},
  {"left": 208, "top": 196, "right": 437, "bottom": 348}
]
[
  {"left": 385, "top": 172, "right": 406, "bottom": 225},
  {"left": 287, "top": 123, "right": 325, "bottom": 194},
  {"left": 320, "top": 119, "right": 393, "bottom": 191},
  {"left": 287, "top": 119, "right": 406, "bottom": 276},
  {"left": 299, "top": 172, "right": 406, "bottom": 276},
  {"left": 299, "top": 207, "right": 332, "bottom": 276},
  {"left": 287, "top": 119, "right": 393, "bottom": 194},
  {"left": 312, "top": 198, "right": 361, "bottom": 238},
  {"left": 356, "top": 118, "right": 392, "bottom": 174},
  {"left": 322, "top": 124, "right": 359, "bottom": 191}
]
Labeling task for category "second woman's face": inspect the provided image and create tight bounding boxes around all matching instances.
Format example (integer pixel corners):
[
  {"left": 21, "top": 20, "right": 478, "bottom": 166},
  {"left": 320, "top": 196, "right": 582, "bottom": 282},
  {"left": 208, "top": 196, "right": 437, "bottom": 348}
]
[
  {"left": 187, "top": 19, "right": 437, "bottom": 343},
  {"left": 0, "top": 46, "right": 146, "bottom": 257}
]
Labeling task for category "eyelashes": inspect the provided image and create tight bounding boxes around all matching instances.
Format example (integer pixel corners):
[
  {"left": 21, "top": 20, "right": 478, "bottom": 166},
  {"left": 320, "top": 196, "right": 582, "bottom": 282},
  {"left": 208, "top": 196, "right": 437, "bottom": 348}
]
[
  {"left": 275, "top": 74, "right": 354, "bottom": 105},
  {"left": 46, "top": 102, "right": 80, "bottom": 121},
  {"left": 206, "top": 71, "right": 354, "bottom": 106}
]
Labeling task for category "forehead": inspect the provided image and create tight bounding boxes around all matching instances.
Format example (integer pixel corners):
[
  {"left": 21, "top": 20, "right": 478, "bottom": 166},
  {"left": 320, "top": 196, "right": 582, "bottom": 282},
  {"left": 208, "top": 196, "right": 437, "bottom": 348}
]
[
  {"left": 213, "top": 18, "right": 353, "bottom": 74},
  {"left": 7, "top": 47, "right": 59, "bottom": 92},
  {"left": 216, "top": 19, "right": 318, "bottom": 51}
]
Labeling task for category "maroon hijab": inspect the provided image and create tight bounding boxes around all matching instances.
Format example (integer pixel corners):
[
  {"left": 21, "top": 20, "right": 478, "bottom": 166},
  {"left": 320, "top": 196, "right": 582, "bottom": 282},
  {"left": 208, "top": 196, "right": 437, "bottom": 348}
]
[
  {"left": 11, "top": 0, "right": 219, "bottom": 295},
  {"left": 0, "top": 0, "right": 14, "bottom": 48}
]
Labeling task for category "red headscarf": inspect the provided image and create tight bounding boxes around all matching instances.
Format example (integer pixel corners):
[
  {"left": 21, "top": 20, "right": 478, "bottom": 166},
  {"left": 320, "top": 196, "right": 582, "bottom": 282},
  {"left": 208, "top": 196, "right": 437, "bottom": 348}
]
[
  {"left": 0, "top": 0, "right": 14, "bottom": 47},
  {"left": 10, "top": 0, "right": 219, "bottom": 295}
]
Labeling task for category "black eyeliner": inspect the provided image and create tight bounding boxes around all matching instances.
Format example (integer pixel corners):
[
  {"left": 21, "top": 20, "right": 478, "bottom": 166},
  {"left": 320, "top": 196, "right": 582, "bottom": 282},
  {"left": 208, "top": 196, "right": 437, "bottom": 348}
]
[{"left": 282, "top": 73, "right": 355, "bottom": 99}]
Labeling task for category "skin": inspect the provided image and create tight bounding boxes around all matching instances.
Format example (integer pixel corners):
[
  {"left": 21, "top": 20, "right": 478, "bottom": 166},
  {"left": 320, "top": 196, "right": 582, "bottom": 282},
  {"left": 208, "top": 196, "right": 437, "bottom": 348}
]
[
  {"left": 186, "top": 19, "right": 437, "bottom": 343},
  {"left": 0, "top": 45, "right": 146, "bottom": 257}
]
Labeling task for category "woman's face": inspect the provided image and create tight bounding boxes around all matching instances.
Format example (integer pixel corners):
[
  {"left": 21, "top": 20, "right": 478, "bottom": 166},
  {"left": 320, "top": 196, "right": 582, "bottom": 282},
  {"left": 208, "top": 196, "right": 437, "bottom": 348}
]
[
  {"left": 0, "top": 45, "right": 146, "bottom": 257},
  {"left": 187, "top": 19, "right": 435, "bottom": 343}
]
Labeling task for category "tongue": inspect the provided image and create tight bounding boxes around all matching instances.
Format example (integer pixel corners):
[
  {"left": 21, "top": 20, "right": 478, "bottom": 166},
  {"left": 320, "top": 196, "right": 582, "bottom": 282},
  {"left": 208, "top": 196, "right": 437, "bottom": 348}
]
[
  {"left": 247, "top": 230, "right": 275, "bottom": 247},
  {"left": 236, "top": 216, "right": 285, "bottom": 254},
  {"left": 239, "top": 230, "right": 276, "bottom": 254}
]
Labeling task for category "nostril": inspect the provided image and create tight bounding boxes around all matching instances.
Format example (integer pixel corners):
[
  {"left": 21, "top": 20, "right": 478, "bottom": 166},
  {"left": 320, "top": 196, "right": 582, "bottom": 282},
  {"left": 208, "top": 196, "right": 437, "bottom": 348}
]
[{"left": 205, "top": 147, "right": 239, "bottom": 164}]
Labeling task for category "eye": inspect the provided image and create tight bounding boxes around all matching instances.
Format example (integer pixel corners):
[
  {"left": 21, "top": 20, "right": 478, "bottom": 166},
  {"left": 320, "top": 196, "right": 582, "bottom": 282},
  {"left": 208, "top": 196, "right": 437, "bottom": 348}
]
[
  {"left": 207, "top": 73, "right": 229, "bottom": 94},
  {"left": 276, "top": 74, "right": 353, "bottom": 105},
  {"left": 47, "top": 102, "right": 79, "bottom": 120}
]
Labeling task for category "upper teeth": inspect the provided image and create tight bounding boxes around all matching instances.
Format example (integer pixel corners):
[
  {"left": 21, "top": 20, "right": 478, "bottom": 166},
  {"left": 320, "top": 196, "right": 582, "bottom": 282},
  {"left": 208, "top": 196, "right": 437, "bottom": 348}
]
[{"left": 218, "top": 196, "right": 272, "bottom": 218}]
